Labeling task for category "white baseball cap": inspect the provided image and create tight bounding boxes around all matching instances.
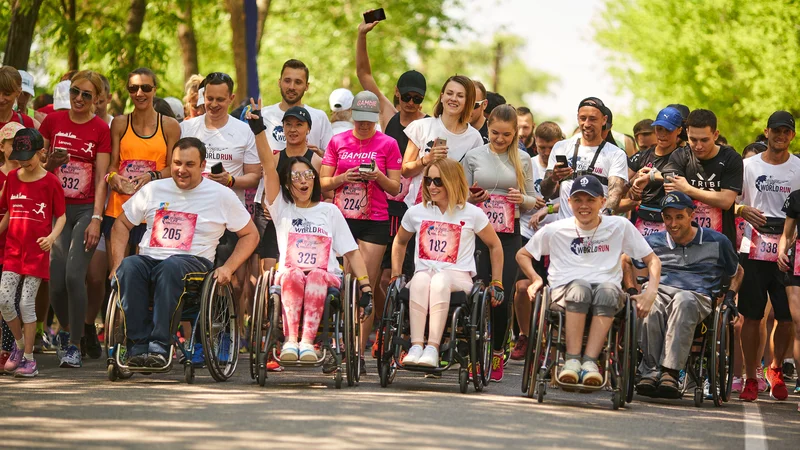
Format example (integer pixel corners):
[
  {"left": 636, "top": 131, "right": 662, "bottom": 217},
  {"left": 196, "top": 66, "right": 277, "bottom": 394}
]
[
  {"left": 329, "top": 88, "right": 354, "bottom": 112},
  {"left": 163, "top": 96, "right": 185, "bottom": 121},
  {"left": 53, "top": 80, "right": 71, "bottom": 110},
  {"left": 196, "top": 87, "right": 205, "bottom": 107},
  {"left": 18, "top": 70, "right": 34, "bottom": 95}
]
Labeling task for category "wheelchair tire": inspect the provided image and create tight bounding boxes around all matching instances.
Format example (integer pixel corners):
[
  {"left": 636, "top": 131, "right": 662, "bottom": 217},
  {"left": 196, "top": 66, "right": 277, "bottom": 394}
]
[
  {"left": 107, "top": 364, "right": 118, "bottom": 382},
  {"left": 612, "top": 391, "right": 622, "bottom": 410},
  {"left": 476, "top": 288, "right": 493, "bottom": 388},
  {"left": 625, "top": 298, "right": 637, "bottom": 404},
  {"left": 335, "top": 369, "right": 343, "bottom": 389},
  {"left": 522, "top": 292, "right": 542, "bottom": 395},
  {"left": 199, "top": 276, "right": 239, "bottom": 382},
  {"left": 376, "top": 280, "right": 399, "bottom": 382},
  {"left": 537, "top": 381, "right": 546, "bottom": 403},
  {"left": 720, "top": 307, "right": 735, "bottom": 403},
  {"left": 694, "top": 388, "right": 703, "bottom": 407},
  {"left": 379, "top": 363, "right": 389, "bottom": 388},
  {"left": 459, "top": 368, "right": 469, "bottom": 394},
  {"left": 253, "top": 271, "right": 270, "bottom": 386},
  {"left": 184, "top": 364, "right": 195, "bottom": 384},
  {"left": 620, "top": 296, "right": 636, "bottom": 405},
  {"left": 344, "top": 274, "right": 359, "bottom": 387},
  {"left": 528, "top": 289, "right": 549, "bottom": 400},
  {"left": 249, "top": 274, "right": 264, "bottom": 380}
]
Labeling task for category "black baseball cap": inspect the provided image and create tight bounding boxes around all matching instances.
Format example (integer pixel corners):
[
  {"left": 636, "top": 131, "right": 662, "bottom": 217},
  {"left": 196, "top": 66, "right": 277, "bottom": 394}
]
[
  {"left": 660, "top": 192, "right": 695, "bottom": 211},
  {"left": 767, "top": 110, "right": 795, "bottom": 131},
  {"left": 666, "top": 104, "right": 690, "bottom": 121},
  {"left": 570, "top": 175, "right": 604, "bottom": 198},
  {"left": 282, "top": 106, "right": 312, "bottom": 128},
  {"left": 397, "top": 70, "right": 426, "bottom": 96},
  {"left": 10, "top": 128, "right": 44, "bottom": 161}
]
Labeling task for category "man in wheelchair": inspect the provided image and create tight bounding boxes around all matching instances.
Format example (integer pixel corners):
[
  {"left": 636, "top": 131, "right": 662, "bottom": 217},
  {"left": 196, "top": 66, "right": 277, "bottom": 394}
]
[
  {"left": 109, "top": 137, "right": 259, "bottom": 368},
  {"left": 518, "top": 175, "right": 661, "bottom": 386},
  {"left": 631, "top": 192, "right": 743, "bottom": 398}
]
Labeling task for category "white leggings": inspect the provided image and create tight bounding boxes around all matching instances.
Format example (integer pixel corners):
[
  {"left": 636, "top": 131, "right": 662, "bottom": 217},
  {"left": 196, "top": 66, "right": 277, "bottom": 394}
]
[
  {"left": 0, "top": 271, "right": 41, "bottom": 324},
  {"left": 407, "top": 269, "right": 473, "bottom": 347}
]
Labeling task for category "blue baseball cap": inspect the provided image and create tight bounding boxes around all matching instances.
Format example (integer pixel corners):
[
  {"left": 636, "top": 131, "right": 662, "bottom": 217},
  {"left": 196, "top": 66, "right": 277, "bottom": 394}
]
[
  {"left": 570, "top": 175, "right": 604, "bottom": 198},
  {"left": 652, "top": 107, "right": 683, "bottom": 131},
  {"left": 660, "top": 192, "right": 695, "bottom": 211}
]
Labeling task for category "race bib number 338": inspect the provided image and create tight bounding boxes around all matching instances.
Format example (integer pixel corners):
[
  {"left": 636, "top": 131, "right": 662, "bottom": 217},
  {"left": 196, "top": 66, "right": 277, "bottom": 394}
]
[{"left": 149, "top": 209, "right": 197, "bottom": 251}]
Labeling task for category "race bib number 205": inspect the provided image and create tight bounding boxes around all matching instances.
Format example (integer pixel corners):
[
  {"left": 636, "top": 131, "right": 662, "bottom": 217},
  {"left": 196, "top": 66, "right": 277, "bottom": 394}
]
[{"left": 149, "top": 209, "right": 197, "bottom": 251}]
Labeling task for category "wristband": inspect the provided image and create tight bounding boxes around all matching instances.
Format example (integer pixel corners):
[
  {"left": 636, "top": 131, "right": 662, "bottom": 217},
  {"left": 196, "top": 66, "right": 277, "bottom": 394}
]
[
  {"left": 91, "top": 215, "right": 103, "bottom": 222},
  {"left": 420, "top": 154, "right": 428, "bottom": 167},
  {"left": 490, "top": 279, "right": 503, "bottom": 288},
  {"left": 230, "top": 176, "right": 236, "bottom": 187},
  {"left": 547, "top": 204, "right": 555, "bottom": 214},
  {"left": 105, "top": 172, "right": 116, "bottom": 183},
  {"left": 734, "top": 204, "right": 744, "bottom": 216},
  {"left": 649, "top": 170, "right": 657, "bottom": 183},
  {"left": 356, "top": 275, "right": 369, "bottom": 282}
]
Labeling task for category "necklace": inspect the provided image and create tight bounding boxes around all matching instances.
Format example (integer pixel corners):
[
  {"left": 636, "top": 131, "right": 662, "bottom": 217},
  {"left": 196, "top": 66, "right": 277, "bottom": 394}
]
[{"left": 574, "top": 217, "right": 602, "bottom": 246}]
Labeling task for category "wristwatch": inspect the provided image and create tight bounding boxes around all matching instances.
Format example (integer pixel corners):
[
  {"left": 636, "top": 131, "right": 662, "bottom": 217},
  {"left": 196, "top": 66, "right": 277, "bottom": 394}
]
[{"left": 91, "top": 215, "right": 103, "bottom": 221}]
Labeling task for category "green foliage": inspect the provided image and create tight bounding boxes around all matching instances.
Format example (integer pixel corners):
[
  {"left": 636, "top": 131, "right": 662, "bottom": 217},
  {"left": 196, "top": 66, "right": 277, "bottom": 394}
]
[{"left": 595, "top": 0, "right": 800, "bottom": 151}]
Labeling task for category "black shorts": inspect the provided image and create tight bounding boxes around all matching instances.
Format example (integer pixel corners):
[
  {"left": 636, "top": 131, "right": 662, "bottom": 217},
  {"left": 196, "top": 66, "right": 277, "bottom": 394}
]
[
  {"left": 738, "top": 253, "right": 791, "bottom": 322},
  {"left": 254, "top": 203, "right": 278, "bottom": 259},
  {"left": 346, "top": 219, "right": 390, "bottom": 245},
  {"left": 215, "top": 229, "right": 239, "bottom": 266},
  {"left": 101, "top": 215, "right": 147, "bottom": 253}
]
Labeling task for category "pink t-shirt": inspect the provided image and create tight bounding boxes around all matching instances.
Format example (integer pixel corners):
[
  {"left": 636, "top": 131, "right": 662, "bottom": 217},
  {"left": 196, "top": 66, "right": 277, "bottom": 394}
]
[{"left": 322, "top": 130, "right": 402, "bottom": 221}]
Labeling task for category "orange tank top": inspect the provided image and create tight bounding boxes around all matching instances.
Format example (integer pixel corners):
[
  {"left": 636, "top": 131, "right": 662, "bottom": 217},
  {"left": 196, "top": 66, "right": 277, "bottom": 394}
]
[{"left": 105, "top": 113, "right": 168, "bottom": 218}]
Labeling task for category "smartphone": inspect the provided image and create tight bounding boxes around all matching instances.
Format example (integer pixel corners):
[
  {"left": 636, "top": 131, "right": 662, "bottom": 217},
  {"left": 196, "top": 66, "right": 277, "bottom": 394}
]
[
  {"left": 665, "top": 174, "right": 675, "bottom": 183},
  {"left": 433, "top": 137, "right": 447, "bottom": 148},
  {"left": 211, "top": 162, "right": 224, "bottom": 174},
  {"left": 363, "top": 8, "right": 386, "bottom": 24},
  {"left": 54, "top": 147, "right": 68, "bottom": 154},
  {"left": 358, "top": 159, "right": 376, "bottom": 174},
  {"left": 555, "top": 155, "right": 568, "bottom": 167},
  {"left": 469, "top": 186, "right": 485, "bottom": 194}
]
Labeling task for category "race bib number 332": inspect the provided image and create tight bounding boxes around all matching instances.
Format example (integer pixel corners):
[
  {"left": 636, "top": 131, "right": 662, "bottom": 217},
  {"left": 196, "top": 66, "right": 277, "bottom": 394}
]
[{"left": 149, "top": 209, "right": 197, "bottom": 251}]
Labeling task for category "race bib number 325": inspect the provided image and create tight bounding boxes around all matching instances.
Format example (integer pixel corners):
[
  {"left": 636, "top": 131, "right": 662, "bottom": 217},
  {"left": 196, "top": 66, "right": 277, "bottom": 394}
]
[
  {"left": 285, "top": 233, "right": 331, "bottom": 271},
  {"left": 149, "top": 209, "right": 197, "bottom": 251}
]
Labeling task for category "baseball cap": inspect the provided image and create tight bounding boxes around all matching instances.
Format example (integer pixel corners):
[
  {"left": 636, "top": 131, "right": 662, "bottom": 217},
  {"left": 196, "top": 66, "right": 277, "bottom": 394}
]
[
  {"left": 18, "top": 70, "right": 34, "bottom": 96},
  {"left": 767, "top": 110, "right": 795, "bottom": 131},
  {"left": 10, "top": 128, "right": 44, "bottom": 161},
  {"left": 196, "top": 87, "right": 205, "bottom": 107},
  {"left": 652, "top": 106, "right": 683, "bottom": 131},
  {"left": 570, "top": 175, "right": 604, "bottom": 198},
  {"left": 163, "top": 97, "right": 185, "bottom": 121},
  {"left": 351, "top": 91, "right": 380, "bottom": 123},
  {"left": 660, "top": 192, "right": 695, "bottom": 211},
  {"left": 0, "top": 122, "right": 26, "bottom": 141},
  {"left": 633, "top": 119, "right": 654, "bottom": 136},
  {"left": 397, "top": 70, "right": 426, "bottom": 96},
  {"left": 53, "top": 80, "right": 71, "bottom": 110},
  {"left": 282, "top": 106, "right": 313, "bottom": 127},
  {"left": 329, "top": 88, "right": 354, "bottom": 112}
]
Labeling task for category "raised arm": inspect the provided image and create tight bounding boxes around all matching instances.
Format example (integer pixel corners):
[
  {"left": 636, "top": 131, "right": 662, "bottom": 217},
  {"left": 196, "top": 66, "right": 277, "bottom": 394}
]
[
  {"left": 245, "top": 98, "right": 278, "bottom": 205},
  {"left": 356, "top": 19, "right": 396, "bottom": 128}
]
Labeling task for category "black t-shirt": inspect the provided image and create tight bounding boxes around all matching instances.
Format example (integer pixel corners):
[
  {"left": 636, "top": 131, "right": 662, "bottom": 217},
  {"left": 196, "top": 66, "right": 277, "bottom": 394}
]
[
  {"left": 384, "top": 112, "right": 428, "bottom": 216},
  {"left": 478, "top": 121, "right": 489, "bottom": 144},
  {"left": 663, "top": 145, "right": 743, "bottom": 242},
  {"left": 278, "top": 149, "right": 315, "bottom": 174},
  {"left": 782, "top": 190, "right": 800, "bottom": 237},
  {"left": 628, "top": 146, "right": 675, "bottom": 213}
]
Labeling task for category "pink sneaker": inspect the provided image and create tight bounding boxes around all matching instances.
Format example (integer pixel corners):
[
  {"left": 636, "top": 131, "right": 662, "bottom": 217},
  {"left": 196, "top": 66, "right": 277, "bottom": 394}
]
[
  {"left": 756, "top": 367, "right": 768, "bottom": 392},
  {"left": 3, "top": 344, "right": 22, "bottom": 373},
  {"left": 731, "top": 376, "right": 744, "bottom": 393},
  {"left": 490, "top": 352, "right": 504, "bottom": 382},
  {"left": 14, "top": 357, "right": 38, "bottom": 378}
]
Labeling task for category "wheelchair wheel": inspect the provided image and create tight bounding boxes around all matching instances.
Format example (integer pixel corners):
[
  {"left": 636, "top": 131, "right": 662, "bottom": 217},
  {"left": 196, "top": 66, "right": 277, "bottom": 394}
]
[
  {"left": 253, "top": 270, "right": 271, "bottom": 386},
  {"left": 343, "top": 274, "right": 360, "bottom": 387},
  {"left": 527, "top": 288, "right": 549, "bottom": 399},
  {"left": 377, "top": 281, "right": 399, "bottom": 388},
  {"left": 184, "top": 364, "right": 195, "bottom": 384},
  {"left": 719, "top": 307, "right": 735, "bottom": 403},
  {"left": 622, "top": 296, "right": 637, "bottom": 405},
  {"left": 200, "top": 275, "right": 239, "bottom": 382},
  {"left": 249, "top": 274, "right": 264, "bottom": 380},
  {"left": 107, "top": 364, "right": 118, "bottom": 382},
  {"left": 459, "top": 368, "right": 469, "bottom": 394},
  {"left": 710, "top": 305, "right": 733, "bottom": 407},
  {"left": 522, "top": 291, "right": 542, "bottom": 395},
  {"left": 475, "top": 288, "right": 493, "bottom": 388}
]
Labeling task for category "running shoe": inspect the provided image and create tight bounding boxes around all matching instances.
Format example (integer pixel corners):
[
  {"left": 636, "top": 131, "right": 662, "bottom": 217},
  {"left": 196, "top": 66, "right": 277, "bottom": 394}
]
[
  {"left": 266, "top": 354, "right": 283, "bottom": 372},
  {"left": 0, "top": 351, "right": 10, "bottom": 374},
  {"left": 580, "top": 360, "right": 602, "bottom": 387},
  {"left": 360, "top": 357, "right": 367, "bottom": 375},
  {"left": 280, "top": 341, "right": 299, "bottom": 362},
  {"left": 731, "top": 376, "right": 743, "bottom": 393},
  {"left": 127, "top": 353, "right": 147, "bottom": 368},
  {"left": 82, "top": 324, "right": 102, "bottom": 359},
  {"left": 417, "top": 346, "right": 439, "bottom": 368},
  {"left": 704, "top": 379, "right": 713, "bottom": 400},
  {"left": 4, "top": 344, "right": 23, "bottom": 373},
  {"left": 322, "top": 352, "right": 338, "bottom": 374},
  {"left": 738, "top": 378, "right": 758, "bottom": 402},
  {"left": 490, "top": 352, "right": 504, "bottom": 382},
  {"left": 783, "top": 359, "right": 795, "bottom": 380},
  {"left": 59, "top": 345, "right": 82, "bottom": 368},
  {"left": 14, "top": 357, "right": 38, "bottom": 378},
  {"left": 402, "top": 345, "right": 424, "bottom": 366},
  {"left": 756, "top": 366, "right": 768, "bottom": 392},
  {"left": 191, "top": 343, "right": 205, "bottom": 367},
  {"left": 145, "top": 353, "right": 168, "bottom": 368},
  {"left": 510, "top": 335, "right": 528, "bottom": 361},
  {"left": 298, "top": 342, "right": 317, "bottom": 362},
  {"left": 794, "top": 378, "right": 800, "bottom": 394},
  {"left": 559, "top": 358, "right": 581, "bottom": 385},
  {"left": 55, "top": 330, "right": 70, "bottom": 359},
  {"left": 371, "top": 335, "right": 380, "bottom": 359},
  {"left": 766, "top": 366, "right": 788, "bottom": 400}
]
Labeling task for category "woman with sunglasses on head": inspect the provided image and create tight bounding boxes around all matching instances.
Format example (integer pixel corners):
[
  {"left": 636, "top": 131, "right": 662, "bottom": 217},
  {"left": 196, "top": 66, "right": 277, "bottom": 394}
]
[
  {"left": 245, "top": 98, "right": 373, "bottom": 363},
  {"left": 38, "top": 70, "right": 111, "bottom": 368},
  {"left": 463, "top": 104, "right": 536, "bottom": 382},
  {"left": 319, "top": 91, "right": 402, "bottom": 374},
  {"left": 391, "top": 158, "right": 503, "bottom": 369}
]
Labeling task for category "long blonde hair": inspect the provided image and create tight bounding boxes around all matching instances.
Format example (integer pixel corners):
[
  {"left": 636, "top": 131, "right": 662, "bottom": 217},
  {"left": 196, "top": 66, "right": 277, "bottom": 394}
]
[
  {"left": 70, "top": 70, "right": 104, "bottom": 113},
  {"left": 422, "top": 158, "right": 468, "bottom": 212},
  {"left": 488, "top": 104, "right": 527, "bottom": 195}
]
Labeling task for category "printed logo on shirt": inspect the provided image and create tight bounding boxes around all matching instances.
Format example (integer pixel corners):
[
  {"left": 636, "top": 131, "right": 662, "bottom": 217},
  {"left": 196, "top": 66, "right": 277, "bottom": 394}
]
[
  {"left": 33, "top": 202, "right": 46, "bottom": 217},
  {"left": 534, "top": 179, "right": 542, "bottom": 195},
  {"left": 570, "top": 237, "right": 610, "bottom": 255},
  {"left": 340, "top": 151, "right": 378, "bottom": 161},
  {"left": 272, "top": 125, "right": 286, "bottom": 144},
  {"left": 159, "top": 202, "right": 169, "bottom": 210},
  {"left": 689, "top": 173, "right": 719, "bottom": 190},
  {"left": 205, "top": 145, "right": 234, "bottom": 162},
  {"left": 290, "top": 218, "right": 329, "bottom": 235},
  {"left": 754, "top": 175, "right": 791, "bottom": 194}
]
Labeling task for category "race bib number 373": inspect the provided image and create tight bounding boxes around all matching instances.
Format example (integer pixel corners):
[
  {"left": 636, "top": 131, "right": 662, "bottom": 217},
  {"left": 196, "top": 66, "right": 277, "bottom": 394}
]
[{"left": 149, "top": 209, "right": 197, "bottom": 251}]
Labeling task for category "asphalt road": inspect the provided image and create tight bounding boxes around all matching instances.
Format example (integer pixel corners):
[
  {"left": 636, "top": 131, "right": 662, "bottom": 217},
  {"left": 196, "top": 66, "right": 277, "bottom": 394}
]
[{"left": 1, "top": 355, "right": 798, "bottom": 449}]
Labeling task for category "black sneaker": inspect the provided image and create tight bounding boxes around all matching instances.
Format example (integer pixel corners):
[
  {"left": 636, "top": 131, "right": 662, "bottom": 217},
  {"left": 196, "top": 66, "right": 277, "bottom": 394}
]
[
  {"left": 145, "top": 353, "right": 168, "bottom": 368},
  {"left": 360, "top": 358, "right": 367, "bottom": 376},
  {"left": 128, "top": 354, "right": 147, "bottom": 368},
  {"left": 83, "top": 324, "right": 102, "bottom": 359},
  {"left": 322, "top": 352, "right": 338, "bottom": 374}
]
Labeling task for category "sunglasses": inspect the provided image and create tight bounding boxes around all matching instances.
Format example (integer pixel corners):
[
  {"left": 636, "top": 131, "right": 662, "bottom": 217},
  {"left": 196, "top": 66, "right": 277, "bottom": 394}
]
[
  {"left": 424, "top": 176, "right": 444, "bottom": 187},
  {"left": 69, "top": 87, "right": 93, "bottom": 102},
  {"left": 400, "top": 93, "right": 424, "bottom": 105},
  {"left": 205, "top": 72, "right": 233, "bottom": 85},
  {"left": 127, "top": 84, "right": 155, "bottom": 94},
  {"left": 291, "top": 170, "right": 316, "bottom": 181},
  {"left": 473, "top": 100, "right": 486, "bottom": 110}
]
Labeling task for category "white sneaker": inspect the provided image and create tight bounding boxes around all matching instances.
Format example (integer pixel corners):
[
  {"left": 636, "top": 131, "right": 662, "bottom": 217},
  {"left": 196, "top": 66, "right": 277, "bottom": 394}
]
[
  {"left": 559, "top": 358, "right": 581, "bottom": 384},
  {"left": 403, "top": 345, "right": 424, "bottom": 366},
  {"left": 280, "top": 341, "right": 299, "bottom": 362},
  {"left": 298, "top": 342, "right": 317, "bottom": 362},
  {"left": 417, "top": 346, "right": 440, "bottom": 368},
  {"left": 580, "top": 360, "right": 602, "bottom": 386}
]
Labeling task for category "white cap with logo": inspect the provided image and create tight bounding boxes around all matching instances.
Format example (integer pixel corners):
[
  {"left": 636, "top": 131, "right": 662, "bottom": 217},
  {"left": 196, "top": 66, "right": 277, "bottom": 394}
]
[{"left": 18, "top": 70, "right": 34, "bottom": 96}]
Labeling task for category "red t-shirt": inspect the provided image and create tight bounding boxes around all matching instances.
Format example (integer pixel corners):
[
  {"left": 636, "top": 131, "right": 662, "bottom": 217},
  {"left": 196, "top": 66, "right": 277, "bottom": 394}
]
[
  {"left": 0, "top": 112, "right": 35, "bottom": 129},
  {"left": 0, "top": 171, "right": 7, "bottom": 265},
  {"left": 0, "top": 169, "right": 66, "bottom": 279},
  {"left": 37, "top": 105, "right": 55, "bottom": 116},
  {"left": 39, "top": 110, "right": 111, "bottom": 205}
]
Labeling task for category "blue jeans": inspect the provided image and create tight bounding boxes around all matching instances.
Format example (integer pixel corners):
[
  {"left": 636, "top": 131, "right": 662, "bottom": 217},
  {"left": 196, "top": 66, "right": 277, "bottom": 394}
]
[{"left": 116, "top": 254, "right": 213, "bottom": 356}]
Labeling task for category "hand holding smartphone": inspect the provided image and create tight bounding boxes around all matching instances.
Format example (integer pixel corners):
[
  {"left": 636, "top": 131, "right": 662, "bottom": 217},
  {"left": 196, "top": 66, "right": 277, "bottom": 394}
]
[
  {"left": 555, "top": 154, "right": 568, "bottom": 168},
  {"left": 363, "top": 8, "right": 386, "bottom": 24},
  {"left": 211, "top": 162, "right": 224, "bottom": 174},
  {"left": 469, "top": 186, "right": 485, "bottom": 194}
]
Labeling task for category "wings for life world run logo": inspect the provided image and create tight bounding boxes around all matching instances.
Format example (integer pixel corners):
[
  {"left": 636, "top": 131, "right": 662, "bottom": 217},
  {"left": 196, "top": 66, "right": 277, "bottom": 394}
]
[
  {"left": 755, "top": 175, "right": 791, "bottom": 194},
  {"left": 570, "top": 237, "right": 610, "bottom": 256},
  {"left": 272, "top": 125, "right": 286, "bottom": 144}
]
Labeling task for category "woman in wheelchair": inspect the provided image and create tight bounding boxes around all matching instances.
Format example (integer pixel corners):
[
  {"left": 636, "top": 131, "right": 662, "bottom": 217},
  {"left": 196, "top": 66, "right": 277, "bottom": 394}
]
[
  {"left": 246, "top": 99, "right": 374, "bottom": 363},
  {"left": 391, "top": 158, "right": 504, "bottom": 368}
]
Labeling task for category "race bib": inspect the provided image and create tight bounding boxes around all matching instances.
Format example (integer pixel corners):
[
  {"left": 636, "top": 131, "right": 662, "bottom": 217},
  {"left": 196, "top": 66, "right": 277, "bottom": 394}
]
[
  {"left": 749, "top": 231, "right": 780, "bottom": 262},
  {"left": 794, "top": 241, "right": 800, "bottom": 276},
  {"left": 285, "top": 233, "right": 331, "bottom": 271},
  {"left": 149, "top": 209, "right": 197, "bottom": 251},
  {"left": 244, "top": 188, "right": 257, "bottom": 217},
  {"left": 418, "top": 220, "right": 461, "bottom": 264},
  {"left": 480, "top": 194, "right": 515, "bottom": 234},
  {"left": 635, "top": 218, "right": 666, "bottom": 237},
  {"left": 119, "top": 159, "right": 156, "bottom": 181},
  {"left": 735, "top": 217, "right": 746, "bottom": 250},
  {"left": 693, "top": 200, "right": 722, "bottom": 232},
  {"left": 388, "top": 176, "right": 411, "bottom": 202},
  {"left": 57, "top": 160, "right": 94, "bottom": 199},
  {"left": 335, "top": 183, "right": 370, "bottom": 220}
]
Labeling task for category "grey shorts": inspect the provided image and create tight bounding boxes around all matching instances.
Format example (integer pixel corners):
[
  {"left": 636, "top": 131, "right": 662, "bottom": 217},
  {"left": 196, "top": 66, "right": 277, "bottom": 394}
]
[{"left": 550, "top": 279, "right": 624, "bottom": 317}]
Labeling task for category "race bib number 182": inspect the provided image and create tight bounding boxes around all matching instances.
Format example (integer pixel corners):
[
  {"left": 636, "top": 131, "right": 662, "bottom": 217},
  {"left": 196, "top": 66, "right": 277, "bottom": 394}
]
[
  {"left": 149, "top": 209, "right": 197, "bottom": 251},
  {"left": 418, "top": 220, "right": 461, "bottom": 264}
]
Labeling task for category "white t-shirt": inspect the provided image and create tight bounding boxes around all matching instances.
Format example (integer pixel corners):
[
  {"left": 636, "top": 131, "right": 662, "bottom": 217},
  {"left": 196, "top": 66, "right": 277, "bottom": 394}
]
[
  {"left": 546, "top": 136, "right": 628, "bottom": 219},
  {"left": 738, "top": 152, "right": 800, "bottom": 252},
  {"left": 403, "top": 117, "right": 484, "bottom": 208},
  {"left": 266, "top": 192, "right": 358, "bottom": 276},
  {"left": 401, "top": 202, "right": 490, "bottom": 277},
  {"left": 331, "top": 120, "right": 354, "bottom": 136},
  {"left": 525, "top": 216, "right": 652, "bottom": 289},
  {"left": 180, "top": 115, "right": 259, "bottom": 203},
  {"left": 123, "top": 178, "right": 252, "bottom": 262},
  {"left": 521, "top": 155, "right": 556, "bottom": 239}
]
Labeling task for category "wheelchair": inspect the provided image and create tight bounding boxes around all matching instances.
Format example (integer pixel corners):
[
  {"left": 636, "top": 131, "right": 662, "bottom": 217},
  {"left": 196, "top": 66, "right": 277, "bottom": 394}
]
[
  {"left": 249, "top": 268, "right": 361, "bottom": 389},
  {"left": 375, "top": 275, "right": 493, "bottom": 394},
  {"left": 104, "top": 270, "right": 239, "bottom": 384},
  {"left": 521, "top": 287, "right": 638, "bottom": 410}
]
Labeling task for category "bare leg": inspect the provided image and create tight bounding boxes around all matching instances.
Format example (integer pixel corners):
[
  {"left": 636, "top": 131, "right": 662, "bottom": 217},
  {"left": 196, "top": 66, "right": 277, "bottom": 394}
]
[
  {"left": 345, "top": 240, "right": 386, "bottom": 355},
  {"left": 584, "top": 316, "right": 614, "bottom": 359},
  {"left": 741, "top": 318, "right": 762, "bottom": 380},
  {"left": 565, "top": 311, "right": 586, "bottom": 356},
  {"left": 514, "top": 279, "right": 532, "bottom": 337}
]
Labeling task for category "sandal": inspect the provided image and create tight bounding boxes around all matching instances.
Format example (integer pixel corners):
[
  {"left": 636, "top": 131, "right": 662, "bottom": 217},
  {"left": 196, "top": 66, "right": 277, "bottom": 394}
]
[
  {"left": 657, "top": 372, "right": 682, "bottom": 399},
  {"left": 636, "top": 376, "right": 659, "bottom": 396}
]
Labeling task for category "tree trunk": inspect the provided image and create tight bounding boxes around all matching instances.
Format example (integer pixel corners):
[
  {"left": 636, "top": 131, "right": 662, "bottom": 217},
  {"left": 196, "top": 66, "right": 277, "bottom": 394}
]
[
  {"left": 66, "top": 0, "right": 78, "bottom": 70},
  {"left": 177, "top": 0, "right": 199, "bottom": 85},
  {"left": 120, "top": 0, "right": 148, "bottom": 70},
  {"left": 227, "top": 0, "right": 248, "bottom": 103},
  {"left": 255, "top": 0, "right": 271, "bottom": 54},
  {"left": 3, "top": 0, "right": 44, "bottom": 69}
]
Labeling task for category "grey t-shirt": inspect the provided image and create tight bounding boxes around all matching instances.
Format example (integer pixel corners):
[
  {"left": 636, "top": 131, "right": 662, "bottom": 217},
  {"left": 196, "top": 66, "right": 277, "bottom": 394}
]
[{"left": 462, "top": 144, "right": 536, "bottom": 218}]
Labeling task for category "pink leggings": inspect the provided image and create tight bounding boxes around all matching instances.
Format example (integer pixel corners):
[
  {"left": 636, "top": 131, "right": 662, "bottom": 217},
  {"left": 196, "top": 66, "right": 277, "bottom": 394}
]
[
  {"left": 277, "top": 268, "right": 341, "bottom": 344},
  {"left": 407, "top": 270, "right": 473, "bottom": 347}
]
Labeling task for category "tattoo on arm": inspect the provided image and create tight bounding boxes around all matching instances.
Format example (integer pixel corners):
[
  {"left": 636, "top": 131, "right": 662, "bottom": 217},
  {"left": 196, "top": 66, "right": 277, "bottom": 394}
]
[{"left": 607, "top": 176, "right": 625, "bottom": 213}]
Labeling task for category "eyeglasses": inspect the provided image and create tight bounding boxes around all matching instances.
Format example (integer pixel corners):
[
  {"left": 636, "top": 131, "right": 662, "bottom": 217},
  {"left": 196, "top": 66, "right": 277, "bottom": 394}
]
[
  {"left": 69, "top": 87, "right": 93, "bottom": 102},
  {"left": 423, "top": 176, "right": 444, "bottom": 187},
  {"left": 291, "top": 170, "right": 316, "bottom": 181},
  {"left": 127, "top": 84, "right": 154, "bottom": 94},
  {"left": 400, "top": 93, "right": 424, "bottom": 104},
  {"left": 473, "top": 100, "right": 486, "bottom": 110}
]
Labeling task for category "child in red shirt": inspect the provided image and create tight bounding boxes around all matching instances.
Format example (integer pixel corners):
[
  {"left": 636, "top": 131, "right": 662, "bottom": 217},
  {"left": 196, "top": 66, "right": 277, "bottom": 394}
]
[{"left": 0, "top": 129, "right": 66, "bottom": 377}]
